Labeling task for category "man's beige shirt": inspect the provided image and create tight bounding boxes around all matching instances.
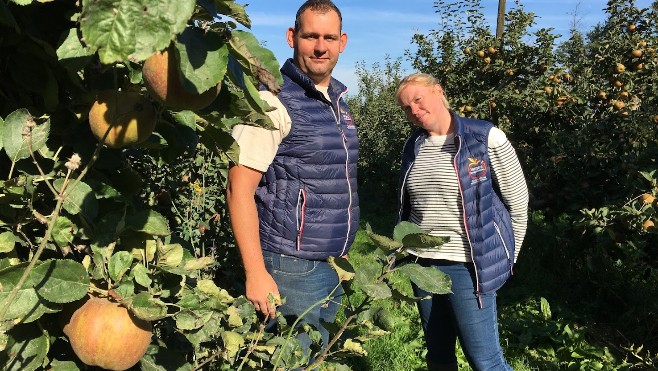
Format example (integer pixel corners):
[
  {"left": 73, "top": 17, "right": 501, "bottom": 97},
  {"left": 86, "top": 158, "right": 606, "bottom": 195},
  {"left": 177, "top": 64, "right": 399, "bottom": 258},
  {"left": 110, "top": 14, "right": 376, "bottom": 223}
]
[{"left": 231, "top": 86, "right": 331, "bottom": 172}]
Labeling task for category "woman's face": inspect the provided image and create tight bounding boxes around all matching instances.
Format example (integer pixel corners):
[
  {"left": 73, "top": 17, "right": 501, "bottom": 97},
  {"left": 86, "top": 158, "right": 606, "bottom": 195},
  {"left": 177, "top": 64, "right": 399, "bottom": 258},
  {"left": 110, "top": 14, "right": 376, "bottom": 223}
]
[{"left": 397, "top": 83, "right": 447, "bottom": 132}]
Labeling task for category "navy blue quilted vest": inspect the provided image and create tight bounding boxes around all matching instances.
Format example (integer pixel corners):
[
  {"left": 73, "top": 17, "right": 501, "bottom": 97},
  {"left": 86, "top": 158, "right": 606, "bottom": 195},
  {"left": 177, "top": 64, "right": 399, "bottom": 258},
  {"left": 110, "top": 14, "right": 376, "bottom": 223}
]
[
  {"left": 398, "top": 112, "right": 515, "bottom": 294},
  {"left": 256, "top": 59, "right": 360, "bottom": 260}
]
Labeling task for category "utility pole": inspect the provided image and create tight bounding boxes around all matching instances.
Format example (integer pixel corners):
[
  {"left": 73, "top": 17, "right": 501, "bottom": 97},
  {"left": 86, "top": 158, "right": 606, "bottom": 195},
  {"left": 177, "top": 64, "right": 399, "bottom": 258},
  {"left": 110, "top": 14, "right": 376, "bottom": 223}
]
[{"left": 496, "top": 0, "right": 507, "bottom": 39}]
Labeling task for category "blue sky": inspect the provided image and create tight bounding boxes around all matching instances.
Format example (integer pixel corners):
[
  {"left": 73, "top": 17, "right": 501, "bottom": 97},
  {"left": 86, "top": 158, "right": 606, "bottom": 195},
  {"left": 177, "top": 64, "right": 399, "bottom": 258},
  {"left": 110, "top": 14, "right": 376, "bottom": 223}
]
[{"left": 242, "top": 1, "right": 653, "bottom": 95}]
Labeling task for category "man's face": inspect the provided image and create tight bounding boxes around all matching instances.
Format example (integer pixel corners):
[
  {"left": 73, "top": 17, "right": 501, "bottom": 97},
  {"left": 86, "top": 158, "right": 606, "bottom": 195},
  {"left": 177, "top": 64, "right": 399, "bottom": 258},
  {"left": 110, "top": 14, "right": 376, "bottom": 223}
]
[{"left": 287, "top": 9, "right": 347, "bottom": 86}]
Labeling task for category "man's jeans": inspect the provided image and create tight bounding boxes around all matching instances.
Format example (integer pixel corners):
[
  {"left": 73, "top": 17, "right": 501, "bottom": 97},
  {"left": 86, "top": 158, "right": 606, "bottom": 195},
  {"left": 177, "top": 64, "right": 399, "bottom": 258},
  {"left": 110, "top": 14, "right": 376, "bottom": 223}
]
[
  {"left": 262, "top": 250, "right": 343, "bottom": 352},
  {"left": 413, "top": 259, "right": 513, "bottom": 371}
]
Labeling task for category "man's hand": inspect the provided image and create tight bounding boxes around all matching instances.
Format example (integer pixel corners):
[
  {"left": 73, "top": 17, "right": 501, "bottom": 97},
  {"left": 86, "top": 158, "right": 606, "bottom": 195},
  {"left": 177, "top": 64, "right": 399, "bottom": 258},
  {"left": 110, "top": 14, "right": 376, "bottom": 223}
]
[
  {"left": 245, "top": 270, "right": 281, "bottom": 319},
  {"left": 227, "top": 164, "right": 282, "bottom": 319}
]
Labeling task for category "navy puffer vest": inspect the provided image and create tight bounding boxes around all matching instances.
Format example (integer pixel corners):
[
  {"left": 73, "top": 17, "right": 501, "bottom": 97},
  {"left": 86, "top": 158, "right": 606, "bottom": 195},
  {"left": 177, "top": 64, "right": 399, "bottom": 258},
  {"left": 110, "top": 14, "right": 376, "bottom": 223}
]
[
  {"left": 398, "top": 112, "right": 515, "bottom": 295},
  {"left": 256, "top": 59, "right": 360, "bottom": 260}
]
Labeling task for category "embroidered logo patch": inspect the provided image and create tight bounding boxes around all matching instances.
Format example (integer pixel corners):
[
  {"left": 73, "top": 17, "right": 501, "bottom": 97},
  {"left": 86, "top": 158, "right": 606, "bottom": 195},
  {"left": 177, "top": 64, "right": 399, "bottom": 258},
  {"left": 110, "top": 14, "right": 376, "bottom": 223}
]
[
  {"left": 341, "top": 108, "right": 355, "bottom": 129},
  {"left": 467, "top": 157, "right": 488, "bottom": 184}
]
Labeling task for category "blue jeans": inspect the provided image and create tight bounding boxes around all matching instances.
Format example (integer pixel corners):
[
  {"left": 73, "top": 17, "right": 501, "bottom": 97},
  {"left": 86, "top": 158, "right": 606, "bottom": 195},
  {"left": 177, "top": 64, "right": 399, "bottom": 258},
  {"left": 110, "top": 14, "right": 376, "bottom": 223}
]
[
  {"left": 412, "top": 259, "right": 512, "bottom": 371},
  {"left": 262, "top": 250, "right": 343, "bottom": 351}
]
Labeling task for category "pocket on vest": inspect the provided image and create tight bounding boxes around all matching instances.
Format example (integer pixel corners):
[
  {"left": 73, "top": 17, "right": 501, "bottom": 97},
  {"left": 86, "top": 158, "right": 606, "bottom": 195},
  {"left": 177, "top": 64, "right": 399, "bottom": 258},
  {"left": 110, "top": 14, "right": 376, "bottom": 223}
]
[
  {"left": 493, "top": 221, "right": 513, "bottom": 270},
  {"left": 296, "top": 188, "right": 307, "bottom": 250}
]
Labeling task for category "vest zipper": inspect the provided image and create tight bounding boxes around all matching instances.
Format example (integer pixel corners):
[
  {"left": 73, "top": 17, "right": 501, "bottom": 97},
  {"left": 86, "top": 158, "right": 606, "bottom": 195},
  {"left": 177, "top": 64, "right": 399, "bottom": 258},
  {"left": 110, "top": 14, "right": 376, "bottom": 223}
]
[
  {"left": 333, "top": 90, "right": 353, "bottom": 256},
  {"left": 296, "top": 188, "right": 307, "bottom": 250},
  {"left": 454, "top": 134, "right": 484, "bottom": 309},
  {"left": 398, "top": 135, "right": 422, "bottom": 221}
]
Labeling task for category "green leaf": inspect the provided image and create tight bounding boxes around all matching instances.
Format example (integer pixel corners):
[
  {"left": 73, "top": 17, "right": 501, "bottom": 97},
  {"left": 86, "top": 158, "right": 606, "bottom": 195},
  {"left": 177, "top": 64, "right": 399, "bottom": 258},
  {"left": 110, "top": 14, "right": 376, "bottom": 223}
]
[
  {"left": 48, "top": 360, "right": 80, "bottom": 371},
  {"left": 221, "top": 330, "right": 245, "bottom": 360},
  {"left": 132, "top": 264, "right": 152, "bottom": 287},
  {"left": 108, "top": 251, "right": 134, "bottom": 281},
  {"left": 354, "top": 263, "right": 391, "bottom": 300},
  {"left": 196, "top": 280, "right": 234, "bottom": 305},
  {"left": 183, "top": 315, "right": 222, "bottom": 346},
  {"left": 175, "top": 28, "right": 228, "bottom": 94},
  {"left": 157, "top": 243, "right": 184, "bottom": 267},
  {"left": 0, "top": 323, "right": 49, "bottom": 371},
  {"left": 401, "top": 233, "right": 450, "bottom": 249},
  {"left": 182, "top": 256, "right": 214, "bottom": 271},
  {"left": 21, "top": 297, "right": 61, "bottom": 324},
  {"left": 196, "top": 279, "right": 220, "bottom": 296},
  {"left": 226, "top": 57, "right": 272, "bottom": 117},
  {"left": 56, "top": 28, "right": 94, "bottom": 73},
  {"left": 225, "top": 306, "right": 243, "bottom": 327},
  {"left": 354, "top": 262, "right": 381, "bottom": 284},
  {"left": 365, "top": 230, "right": 403, "bottom": 251},
  {"left": 328, "top": 256, "right": 355, "bottom": 282},
  {"left": 342, "top": 338, "right": 368, "bottom": 356},
  {"left": 390, "top": 287, "right": 423, "bottom": 303},
  {"left": 0, "top": 231, "right": 17, "bottom": 253},
  {"left": 373, "top": 307, "right": 397, "bottom": 331},
  {"left": 114, "top": 279, "right": 135, "bottom": 299},
  {"left": 2, "top": 109, "right": 49, "bottom": 161},
  {"left": 32, "top": 259, "right": 90, "bottom": 304},
  {"left": 396, "top": 263, "right": 452, "bottom": 295},
  {"left": 172, "top": 110, "right": 197, "bottom": 130},
  {"left": 203, "top": 0, "right": 250, "bottom": 28},
  {"left": 80, "top": 0, "right": 196, "bottom": 64},
  {"left": 53, "top": 179, "right": 98, "bottom": 220},
  {"left": 198, "top": 123, "right": 240, "bottom": 164},
  {"left": 0, "top": 263, "right": 41, "bottom": 321},
  {"left": 360, "top": 281, "right": 392, "bottom": 300},
  {"left": 174, "top": 309, "right": 212, "bottom": 330},
  {"left": 228, "top": 30, "right": 282, "bottom": 92},
  {"left": 125, "top": 292, "right": 168, "bottom": 321},
  {"left": 393, "top": 221, "right": 424, "bottom": 242},
  {"left": 0, "top": 288, "right": 39, "bottom": 322},
  {"left": 540, "top": 297, "right": 552, "bottom": 320},
  {"left": 140, "top": 344, "right": 193, "bottom": 371},
  {"left": 126, "top": 209, "right": 170, "bottom": 236},
  {"left": 51, "top": 216, "right": 75, "bottom": 248},
  {"left": 176, "top": 292, "right": 202, "bottom": 310}
]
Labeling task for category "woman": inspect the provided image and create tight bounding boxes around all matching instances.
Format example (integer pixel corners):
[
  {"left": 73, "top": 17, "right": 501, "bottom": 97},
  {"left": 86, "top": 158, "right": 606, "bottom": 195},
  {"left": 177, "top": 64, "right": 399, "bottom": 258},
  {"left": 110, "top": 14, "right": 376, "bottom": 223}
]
[{"left": 396, "top": 72, "right": 529, "bottom": 371}]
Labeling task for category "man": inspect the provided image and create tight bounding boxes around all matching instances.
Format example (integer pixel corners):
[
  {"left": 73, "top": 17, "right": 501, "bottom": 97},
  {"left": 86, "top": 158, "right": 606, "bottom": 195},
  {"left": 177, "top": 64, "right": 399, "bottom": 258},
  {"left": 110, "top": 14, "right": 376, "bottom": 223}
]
[{"left": 226, "top": 0, "right": 359, "bottom": 351}]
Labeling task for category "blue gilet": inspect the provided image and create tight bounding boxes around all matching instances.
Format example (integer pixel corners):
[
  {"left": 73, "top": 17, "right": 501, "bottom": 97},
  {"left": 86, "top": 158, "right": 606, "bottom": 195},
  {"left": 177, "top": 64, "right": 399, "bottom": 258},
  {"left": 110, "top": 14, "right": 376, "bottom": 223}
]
[
  {"left": 256, "top": 59, "right": 360, "bottom": 260},
  {"left": 398, "top": 112, "right": 515, "bottom": 295}
]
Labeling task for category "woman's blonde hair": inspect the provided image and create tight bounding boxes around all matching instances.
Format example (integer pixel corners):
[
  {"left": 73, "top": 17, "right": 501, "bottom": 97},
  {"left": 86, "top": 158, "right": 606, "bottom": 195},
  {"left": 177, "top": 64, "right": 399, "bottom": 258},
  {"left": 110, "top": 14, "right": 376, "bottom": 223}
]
[{"left": 396, "top": 72, "right": 450, "bottom": 109}]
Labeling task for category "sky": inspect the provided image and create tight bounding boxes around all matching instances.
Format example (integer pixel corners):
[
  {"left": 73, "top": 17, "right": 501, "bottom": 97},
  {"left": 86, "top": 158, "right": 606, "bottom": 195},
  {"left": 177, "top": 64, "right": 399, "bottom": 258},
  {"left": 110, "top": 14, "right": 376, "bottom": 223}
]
[{"left": 241, "top": 1, "right": 654, "bottom": 95}]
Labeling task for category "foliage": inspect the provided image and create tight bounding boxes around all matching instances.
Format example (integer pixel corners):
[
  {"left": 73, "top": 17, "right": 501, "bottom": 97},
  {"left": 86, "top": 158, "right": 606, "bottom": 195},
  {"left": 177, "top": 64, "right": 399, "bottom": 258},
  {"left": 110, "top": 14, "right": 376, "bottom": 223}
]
[
  {"left": 322, "top": 222, "right": 450, "bottom": 368},
  {"left": 0, "top": 0, "right": 292, "bottom": 368},
  {"left": 500, "top": 297, "right": 633, "bottom": 371},
  {"left": 0, "top": 0, "right": 376, "bottom": 369},
  {"left": 404, "top": 0, "right": 658, "bottom": 215},
  {"left": 0, "top": 1, "right": 463, "bottom": 369},
  {"left": 346, "top": 58, "right": 410, "bottom": 201},
  {"left": 351, "top": 0, "right": 658, "bottom": 368}
]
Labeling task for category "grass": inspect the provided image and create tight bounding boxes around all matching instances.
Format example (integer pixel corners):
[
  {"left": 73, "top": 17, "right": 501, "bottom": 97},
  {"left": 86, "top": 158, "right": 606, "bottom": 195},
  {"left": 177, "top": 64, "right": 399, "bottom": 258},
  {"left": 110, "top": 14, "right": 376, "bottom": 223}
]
[{"left": 340, "top": 229, "right": 426, "bottom": 371}]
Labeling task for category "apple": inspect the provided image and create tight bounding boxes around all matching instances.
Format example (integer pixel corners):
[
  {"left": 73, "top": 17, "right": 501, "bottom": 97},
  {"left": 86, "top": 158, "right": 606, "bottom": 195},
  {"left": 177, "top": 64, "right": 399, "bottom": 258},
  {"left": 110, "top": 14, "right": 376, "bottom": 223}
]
[{"left": 143, "top": 48, "right": 221, "bottom": 111}]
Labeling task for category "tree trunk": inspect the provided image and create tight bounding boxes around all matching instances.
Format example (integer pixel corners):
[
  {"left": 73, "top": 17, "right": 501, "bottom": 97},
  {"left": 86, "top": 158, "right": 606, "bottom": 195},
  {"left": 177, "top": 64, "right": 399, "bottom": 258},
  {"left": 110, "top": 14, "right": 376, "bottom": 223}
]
[{"left": 496, "top": 0, "right": 507, "bottom": 39}]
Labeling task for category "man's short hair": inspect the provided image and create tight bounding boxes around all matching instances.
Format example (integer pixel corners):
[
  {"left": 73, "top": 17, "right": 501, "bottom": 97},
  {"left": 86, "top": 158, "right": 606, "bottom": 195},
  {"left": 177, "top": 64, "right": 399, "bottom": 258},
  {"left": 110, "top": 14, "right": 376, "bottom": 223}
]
[{"left": 294, "top": 0, "right": 342, "bottom": 31}]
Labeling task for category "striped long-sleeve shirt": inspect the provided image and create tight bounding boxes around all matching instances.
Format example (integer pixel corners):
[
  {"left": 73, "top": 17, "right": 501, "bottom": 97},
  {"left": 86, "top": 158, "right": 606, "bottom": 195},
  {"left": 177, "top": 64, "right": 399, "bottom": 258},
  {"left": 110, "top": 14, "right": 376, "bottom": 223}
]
[{"left": 405, "top": 127, "right": 529, "bottom": 262}]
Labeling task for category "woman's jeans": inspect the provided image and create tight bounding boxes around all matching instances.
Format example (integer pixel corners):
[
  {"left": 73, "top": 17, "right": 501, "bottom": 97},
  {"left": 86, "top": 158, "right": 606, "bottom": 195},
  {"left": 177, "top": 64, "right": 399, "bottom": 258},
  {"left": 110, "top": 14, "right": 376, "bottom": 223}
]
[
  {"left": 412, "top": 259, "right": 513, "bottom": 371},
  {"left": 262, "top": 250, "right": 343, "bottom": 351}
]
